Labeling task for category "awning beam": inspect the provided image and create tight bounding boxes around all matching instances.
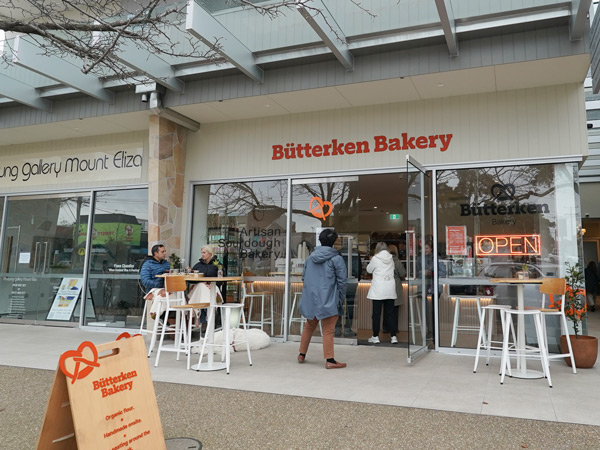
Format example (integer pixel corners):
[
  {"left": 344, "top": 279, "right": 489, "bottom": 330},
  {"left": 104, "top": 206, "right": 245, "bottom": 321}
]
[
  {"left": 297, "top": 0, "right": 354, "bottom": 71},
  {"left": 114, "top": 40, "right": 185, "bottom": 93},
  {"left": 186, "top": 0, "right": 263, "bottom": 82},
  {"left": 12, "top": 36, "right": 115, "bottom": 104},
  {"left": 0, "top": 73, "right": 52, "bottom": 112},
  {"left": 571, "top": 0, "right": 593, "bottom": 40},
  {"left": 435, "top": 0, "right": 458, "bottom": 56}
]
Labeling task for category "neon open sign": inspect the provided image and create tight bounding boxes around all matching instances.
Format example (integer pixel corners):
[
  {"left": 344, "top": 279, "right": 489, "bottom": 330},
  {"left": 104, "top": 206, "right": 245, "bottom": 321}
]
[{"left": 475, "top": 234, "right": 541, "bottom": 256}]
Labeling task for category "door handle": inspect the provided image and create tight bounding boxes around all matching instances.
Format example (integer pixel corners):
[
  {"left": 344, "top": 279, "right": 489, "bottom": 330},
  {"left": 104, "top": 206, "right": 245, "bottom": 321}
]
[
  {"left": 405, "top": 230, "right": 416, "bottom": 280},
  {"left": 43, "top": 241, "right": 49, "bottom": 273},
  {"left": 34, "top": 241, "right": 40, "bottom": 273}
]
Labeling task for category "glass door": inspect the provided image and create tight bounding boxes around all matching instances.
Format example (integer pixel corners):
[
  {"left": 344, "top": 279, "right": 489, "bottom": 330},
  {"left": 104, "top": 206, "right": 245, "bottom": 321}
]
[
  {"left": 0, "top": 193, "right": 90, "bottom": 324},
  {"left": 289, "top": 176, "right": 360, "bottom": 340},
  {"left": 406, "top": 156, "right": 433, "bottom": 362}
]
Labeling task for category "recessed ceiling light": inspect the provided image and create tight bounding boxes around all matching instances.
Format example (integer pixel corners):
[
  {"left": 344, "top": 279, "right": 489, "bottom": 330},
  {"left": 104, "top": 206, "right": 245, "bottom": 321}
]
[
  {"left": 437, "top": 83, "right": 444, "bottom": 87},
  {"left": 374, "top": 206, "right": 378, "bottom": 209},
  {"left": 264, "top": 104, "right": 270, "bottom": 107}
]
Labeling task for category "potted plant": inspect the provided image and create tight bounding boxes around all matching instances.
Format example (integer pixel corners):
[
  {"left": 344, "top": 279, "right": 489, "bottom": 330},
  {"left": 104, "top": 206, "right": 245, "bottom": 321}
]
[
  {"left": 517, "top": 263, "right": 529, "bottom": 280},
  {"left": 554, "top": 263, "right": 598, "bottom": 368},
  {"left": 169, "top": 252, "right": 181, "bottom": 270}
]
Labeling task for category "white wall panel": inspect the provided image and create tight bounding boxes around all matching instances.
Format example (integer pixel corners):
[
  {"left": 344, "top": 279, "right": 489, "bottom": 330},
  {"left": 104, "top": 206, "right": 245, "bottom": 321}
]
[{"left": 185, "top": 83, "right": 587, "bottom": 184}]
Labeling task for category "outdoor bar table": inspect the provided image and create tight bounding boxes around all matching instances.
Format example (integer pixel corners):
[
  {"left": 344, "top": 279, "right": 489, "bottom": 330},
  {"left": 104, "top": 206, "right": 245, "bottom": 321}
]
[
  {"left": 490, "top": 277, "right": 544, "bottom": 379},
  {"left": 156, "top": 274, "right": 242, "bottom": 371}
]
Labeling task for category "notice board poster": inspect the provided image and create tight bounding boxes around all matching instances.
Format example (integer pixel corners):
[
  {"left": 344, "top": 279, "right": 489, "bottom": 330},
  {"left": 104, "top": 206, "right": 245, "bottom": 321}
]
[
  {"left": 446, "top": 226, "right": 467, "bottom": 256},
  {"left": 46, "top": 278, "right": 84, "bottom": 321}
]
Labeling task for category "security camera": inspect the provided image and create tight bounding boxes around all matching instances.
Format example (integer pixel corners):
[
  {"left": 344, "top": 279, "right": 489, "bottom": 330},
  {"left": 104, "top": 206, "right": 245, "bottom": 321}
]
[{"left": 140, "top": 93, "right": 148, "bottom": 103}]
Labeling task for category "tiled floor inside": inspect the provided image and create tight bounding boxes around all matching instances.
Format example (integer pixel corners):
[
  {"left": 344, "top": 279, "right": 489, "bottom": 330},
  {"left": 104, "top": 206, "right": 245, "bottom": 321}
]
[{"left": 1, "top": 312, "right": 599, "bottom": 426}]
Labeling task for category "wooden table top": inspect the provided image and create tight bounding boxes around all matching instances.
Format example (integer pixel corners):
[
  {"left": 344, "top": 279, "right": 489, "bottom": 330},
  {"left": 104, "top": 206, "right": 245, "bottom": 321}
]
[
  {"left": 155, "top": 274, "right": 242, "bottom": 282},
  {"left": 490, "top": 278, "right": 543, "bottom": 284}
]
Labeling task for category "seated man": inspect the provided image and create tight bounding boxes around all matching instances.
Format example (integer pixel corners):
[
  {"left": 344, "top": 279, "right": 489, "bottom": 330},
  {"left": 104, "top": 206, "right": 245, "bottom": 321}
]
[{"left": 140, "top": 244, "right": 170, "bottom": 319}]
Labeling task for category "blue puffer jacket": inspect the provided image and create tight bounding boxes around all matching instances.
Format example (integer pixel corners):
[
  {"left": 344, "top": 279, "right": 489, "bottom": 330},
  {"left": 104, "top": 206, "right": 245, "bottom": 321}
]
[
  {"left": 140, "top": 257, "right": 170, "bottom": 290},
  {"left": 299, "top": 246, "right": 347, "bottom": 320}
]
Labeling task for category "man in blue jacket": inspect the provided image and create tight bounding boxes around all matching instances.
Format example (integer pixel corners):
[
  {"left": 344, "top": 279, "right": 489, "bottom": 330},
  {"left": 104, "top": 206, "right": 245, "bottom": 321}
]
[
  {"left": 140, "top": 244, "right": 170, "bottom": 291},
  {"left": 297, "top": 228, "right": 347, "bottom": 369}
]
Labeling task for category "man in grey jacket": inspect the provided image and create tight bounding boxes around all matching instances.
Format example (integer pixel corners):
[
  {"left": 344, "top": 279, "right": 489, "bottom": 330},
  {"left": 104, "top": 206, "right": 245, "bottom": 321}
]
[{"left": 297, "top": 228, "right": 348, "bottom": 369}]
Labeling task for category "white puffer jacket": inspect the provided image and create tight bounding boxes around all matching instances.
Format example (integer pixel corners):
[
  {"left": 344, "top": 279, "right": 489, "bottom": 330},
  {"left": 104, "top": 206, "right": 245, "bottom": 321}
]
[{"left": 366, "top": 250, "right": 397, "bottom": 300}]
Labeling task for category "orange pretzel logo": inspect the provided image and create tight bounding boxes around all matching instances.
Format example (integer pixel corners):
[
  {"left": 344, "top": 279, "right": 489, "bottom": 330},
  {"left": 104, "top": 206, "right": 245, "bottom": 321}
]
[
  {"left": 59, "top": 341, "right": 100, "bottom": 384},
  {"left": 116, "top": 332, "right": 141, "bottom": 340},
  {"left": 308, "top": 196, "right": 333, "bottom": 220}
]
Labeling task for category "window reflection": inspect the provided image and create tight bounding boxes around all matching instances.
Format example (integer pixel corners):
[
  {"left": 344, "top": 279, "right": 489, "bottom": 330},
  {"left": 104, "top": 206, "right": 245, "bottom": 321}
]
[
  {"left": 85, "top": 189, "right": 148, "bottom": 327},
  {"left": 436, "top": 164, "right": 580, "bottom": 349}
]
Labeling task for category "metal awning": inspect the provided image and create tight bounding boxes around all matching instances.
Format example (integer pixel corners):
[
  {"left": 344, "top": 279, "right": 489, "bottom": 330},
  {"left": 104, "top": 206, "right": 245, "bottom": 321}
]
[{"left": 0, "top": 0, "right": 592, "bottom": 112}]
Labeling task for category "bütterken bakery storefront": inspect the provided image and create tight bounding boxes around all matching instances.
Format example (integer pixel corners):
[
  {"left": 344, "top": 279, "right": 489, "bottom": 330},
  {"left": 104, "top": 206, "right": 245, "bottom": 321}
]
[
  {"left": 0, "top": 84, "right": 587, "bottom": 361},
  {"left": 184, "top": 84, "right": 587, "bottom": 360}
]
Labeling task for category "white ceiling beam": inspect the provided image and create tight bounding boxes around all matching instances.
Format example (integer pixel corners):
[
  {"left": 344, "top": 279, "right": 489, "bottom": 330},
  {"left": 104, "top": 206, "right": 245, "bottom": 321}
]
[
  {"left": 12, "top": 36, "right": 115, "bottom": 104},
  {"left": 571, "top": 0, "right": 593, "bottom": 40},
  {"left": 0, "top": 73, "right": 52, "bottom": 111},
  {"left": 435, "top": 0, "right": 458, "bottom": 56},
  {"left": 296, "top": 0, "right": 354, "bottom": 71},
  {"left": 185, "top": 0, "right": 263, "bottom": 83},
  {"left": 113, "top": 40, "right": 185, "bottom": 93}
]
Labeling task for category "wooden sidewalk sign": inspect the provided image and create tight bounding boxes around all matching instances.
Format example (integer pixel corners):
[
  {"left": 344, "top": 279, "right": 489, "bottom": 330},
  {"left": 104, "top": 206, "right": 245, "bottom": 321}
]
[{"left": 37, "top": 334, "right": 166, "bottom": 450}]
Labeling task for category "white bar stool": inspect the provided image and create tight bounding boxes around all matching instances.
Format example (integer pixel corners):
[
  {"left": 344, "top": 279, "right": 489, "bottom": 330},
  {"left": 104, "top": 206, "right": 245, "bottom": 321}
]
[
  {"left": 176, "top": 302, "right": 210, "bottom": 370},
  {"left": 243, "top": 280, "right": 275, "bottom": 336},
  {"left": 500, "top": 308, "right": 552, "bottom": 387},
  {"left": 154, "top": 277, "right": 189, "bottom": 367},
  {"left": 196, "top": 303, "right": 252, "bottom": 374},
  {"left": 473, "top": 304, "right": 515, "bottom": 372},
  {"left": 140, "top": 294, "right": 159, "bottom": 357},
  {"left": 539, "top": 278, "right": 577, "bottom": 373},
  {"left": 288, "top": 292, "right": 322, "bottom": 335},
  {"left": 451, "top": 295, "right": 484, "bottom": 348}
]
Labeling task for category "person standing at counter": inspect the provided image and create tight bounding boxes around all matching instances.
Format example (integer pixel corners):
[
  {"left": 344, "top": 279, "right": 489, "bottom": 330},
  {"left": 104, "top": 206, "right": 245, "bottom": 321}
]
[
  {"left": 297, "top": 228, "right": 348, "bottom": 369},
  {"left": 388, "top": 244, "right": 406, "bottom": 337},
  {"left": 367, "top": 242, "right": 398, "bottom": 344},
  {"left": 585, "top": 261, "right": 598, "bottom": 312}
]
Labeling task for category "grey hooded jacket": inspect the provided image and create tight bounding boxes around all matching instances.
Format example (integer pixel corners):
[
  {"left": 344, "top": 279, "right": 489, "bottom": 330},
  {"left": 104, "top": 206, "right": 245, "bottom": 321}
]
[{"left": 299, "top": 246, "right": 347, "bottom": 320}]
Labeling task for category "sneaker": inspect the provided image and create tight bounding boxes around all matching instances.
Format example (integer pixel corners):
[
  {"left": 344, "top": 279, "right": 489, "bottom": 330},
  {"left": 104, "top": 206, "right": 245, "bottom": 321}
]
[
  {"left": 391, "top": 336, "right": 399, "bottom": 344},
  {"left": 367, "top": 336, "right": 380, "bottom": 344}
]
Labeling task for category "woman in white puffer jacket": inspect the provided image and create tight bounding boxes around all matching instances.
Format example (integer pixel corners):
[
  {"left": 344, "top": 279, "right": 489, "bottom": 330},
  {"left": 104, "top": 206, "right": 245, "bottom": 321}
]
[{"left": 366, "top": 242, "right": 398, "bottom": 344}]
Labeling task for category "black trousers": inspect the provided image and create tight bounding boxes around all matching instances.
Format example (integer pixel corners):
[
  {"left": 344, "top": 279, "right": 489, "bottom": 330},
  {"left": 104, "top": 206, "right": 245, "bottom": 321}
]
[{"left": 372, "top": 299, "right": 397, "bottom": 337}]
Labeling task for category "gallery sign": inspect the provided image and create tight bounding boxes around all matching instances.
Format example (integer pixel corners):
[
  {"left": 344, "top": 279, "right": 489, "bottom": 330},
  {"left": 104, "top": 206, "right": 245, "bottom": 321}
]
[
  {"left": 0, "top": 146, "right": 143, "bottom": 188},
  {"left": 272, "top": 133, "right": 453, "bottom": 160}
]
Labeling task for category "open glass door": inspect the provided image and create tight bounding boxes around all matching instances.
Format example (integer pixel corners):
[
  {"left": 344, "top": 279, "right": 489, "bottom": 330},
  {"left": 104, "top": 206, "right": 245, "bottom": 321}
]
[{"left": 406, "top": 156, "right": 433, "bottom": 362}]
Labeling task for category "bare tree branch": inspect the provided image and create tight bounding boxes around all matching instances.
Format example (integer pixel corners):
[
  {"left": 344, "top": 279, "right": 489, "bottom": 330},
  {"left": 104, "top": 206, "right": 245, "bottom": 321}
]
[{"left": 0, "top": 0, "right": 374, "bottom": 82}]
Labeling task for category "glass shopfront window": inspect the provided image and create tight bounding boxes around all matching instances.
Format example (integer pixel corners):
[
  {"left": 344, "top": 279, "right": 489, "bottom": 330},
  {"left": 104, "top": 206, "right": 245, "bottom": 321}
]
[
  {"left": 191, "top": 173, "right": 429, "bottom": 347},
  {"left": 436, "top": 163, "right": 582, "bottom": 350},
  {"left": 0, "top": 193, "right": 90, "bottom": 324},
  {"left": 84, "top": 189, "right": 148, "bottom": 328},
  {"left": 191, "top": 180, "right": 288, "bottom": 335}
]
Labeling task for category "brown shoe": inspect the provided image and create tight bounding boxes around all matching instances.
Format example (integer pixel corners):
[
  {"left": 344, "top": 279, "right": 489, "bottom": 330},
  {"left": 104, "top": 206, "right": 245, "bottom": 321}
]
[
  {"left": 325, "top": 361, "right": 346, "bottom": 369},
  {"left": 298, "top": 353, "right": 305, "bottom": 363}
]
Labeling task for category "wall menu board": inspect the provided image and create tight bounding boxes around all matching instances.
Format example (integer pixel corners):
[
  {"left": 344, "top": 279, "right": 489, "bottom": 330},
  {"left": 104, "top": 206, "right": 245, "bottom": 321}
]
[
  {"left": 37, "top": 335, "right": 165, "bottom": 450},
  {"left": 46, "top": 278, "right": 84, "bottom": 321}
]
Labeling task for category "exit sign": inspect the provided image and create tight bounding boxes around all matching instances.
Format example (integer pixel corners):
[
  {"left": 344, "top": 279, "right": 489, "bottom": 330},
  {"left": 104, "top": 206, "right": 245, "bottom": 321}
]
[{"left": 390, "top": 214, "right": 400, "bottom": 219}]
